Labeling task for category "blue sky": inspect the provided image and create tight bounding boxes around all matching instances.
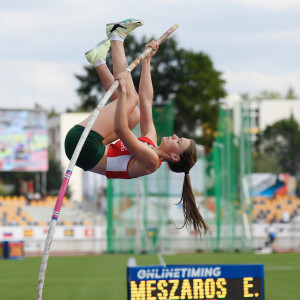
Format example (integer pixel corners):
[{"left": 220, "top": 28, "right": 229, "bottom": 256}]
[{"left": 0, "top": 0, "right": 300, "bottom": 112}]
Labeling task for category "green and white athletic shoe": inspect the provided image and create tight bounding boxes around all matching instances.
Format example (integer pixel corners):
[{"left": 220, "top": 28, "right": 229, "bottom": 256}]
[
  {"left": 85, "top": 38, "right": 111, "bottom": 66},
  {"left": 106, "top": 18, "right": 144, "bottom": 39}
]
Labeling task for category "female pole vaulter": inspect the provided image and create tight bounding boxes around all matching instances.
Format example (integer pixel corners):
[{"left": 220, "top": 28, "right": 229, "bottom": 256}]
[{"left": 65, "top": 19, "right": 209, "bottom": 235}]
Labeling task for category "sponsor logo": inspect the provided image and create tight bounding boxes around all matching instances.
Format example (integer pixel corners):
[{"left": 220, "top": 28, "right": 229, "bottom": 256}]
[
  {"left": 3, "top": 232, "right": 13, "bottom": 238},
  {"left": 137, "top": 267, "right": 221, "bottom": 280},
  {"left": 64, "top": 229, "right": 74, "bottom": 237},
  {"left": 85, "top": 228, "right": 94, "bottom": 237},
  {"left": 23, "top": 229, "right": 34, "bottom": 237},
  {"left": 120, "top": 142, "right": 127, "bottom": 152}
]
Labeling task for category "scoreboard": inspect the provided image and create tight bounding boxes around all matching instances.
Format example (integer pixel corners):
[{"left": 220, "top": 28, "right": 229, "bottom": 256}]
[{"left": 127, "top": 264, "right": 264, "bottom": 300}]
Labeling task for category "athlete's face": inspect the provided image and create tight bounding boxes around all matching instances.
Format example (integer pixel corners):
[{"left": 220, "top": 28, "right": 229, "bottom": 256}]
[{"left": 161, "top": 134, "right": 191, "bottom": 159}]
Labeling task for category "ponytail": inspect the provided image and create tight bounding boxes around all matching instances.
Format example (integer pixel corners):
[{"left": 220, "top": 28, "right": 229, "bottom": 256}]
[
  {"left": 168, "top": 140, "right": 210, "bottom": 235},
  {"left": 180, "top": 172, "right": 210, "bottom": 235}
]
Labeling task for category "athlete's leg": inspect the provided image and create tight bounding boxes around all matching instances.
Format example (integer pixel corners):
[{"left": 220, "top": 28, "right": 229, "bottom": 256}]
[
  {"left": 85, "top": 18, "right": 143, "bottom": 102},
  {"left": 94, "top": 39, "right": 137, "bottom": 99},
  {"left": 95, "top": 64, "right": 119, "bottom": 101},
  {"left": 79, "top": 39, "right": 139, "bottom": 143},
  {"left": 79, "top": 19, "right": 144, "bottom": 142},
  {"left": 101, "top": 105, "right": 140, "bottom": 145},
  {"left": 85, "top": 38, "right": 118, "bottom": 101}
]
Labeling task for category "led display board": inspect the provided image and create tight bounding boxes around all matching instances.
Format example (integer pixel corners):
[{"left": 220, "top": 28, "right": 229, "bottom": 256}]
[
  {"left": 127, "top": 264, "right": 264, "bottom": 300},
  {"left": 0, "top": 109, "right": 48, "bottom": 171}
]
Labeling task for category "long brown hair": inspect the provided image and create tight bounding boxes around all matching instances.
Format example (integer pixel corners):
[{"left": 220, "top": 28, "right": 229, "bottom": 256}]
[{"left": 167, "top": 140, "right": 210, "bottom": 235}]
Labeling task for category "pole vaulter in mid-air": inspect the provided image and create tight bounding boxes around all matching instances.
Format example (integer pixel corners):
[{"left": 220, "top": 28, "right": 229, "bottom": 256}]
[{"left": 36, "top": 19, "right": 209, "bottom": 300}]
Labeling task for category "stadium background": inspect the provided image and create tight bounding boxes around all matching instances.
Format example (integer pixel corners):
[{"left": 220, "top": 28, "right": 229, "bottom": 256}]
[{"left": 0, "top": 96, "right": 300, "bottom": 299}]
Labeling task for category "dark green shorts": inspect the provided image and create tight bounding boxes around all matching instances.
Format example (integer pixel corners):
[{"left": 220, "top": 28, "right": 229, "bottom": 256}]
[{"left": 64, "top": 125, "right": 105, "bottom": 171}]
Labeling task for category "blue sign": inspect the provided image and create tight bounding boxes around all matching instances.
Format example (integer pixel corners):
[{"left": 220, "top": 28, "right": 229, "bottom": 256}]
[{"left": 127, "top": 264, "right": 264, "bottom": 299}]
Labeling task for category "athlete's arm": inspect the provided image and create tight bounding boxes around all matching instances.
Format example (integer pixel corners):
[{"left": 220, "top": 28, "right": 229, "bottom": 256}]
[
  {"left": 114, "top": 74, "right": 160, "bottom": 171},
  {"left": 138, "top": 41, "right": 159, "bottom": 143}
]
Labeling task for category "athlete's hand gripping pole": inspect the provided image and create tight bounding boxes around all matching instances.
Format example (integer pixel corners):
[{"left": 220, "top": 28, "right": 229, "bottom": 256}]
[{"left": 35, "top": 24, "right": 178, "bottom": 300}]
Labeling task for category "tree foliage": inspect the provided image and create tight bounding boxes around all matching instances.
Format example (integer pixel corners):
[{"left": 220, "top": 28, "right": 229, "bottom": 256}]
[
  {"left": 75, "top": 35, "right": 226, "bottom": 150},
  {"left": 285, "top": 86, "right": 298, "bottom": 99},
  {"left": 249, "top": 86, "right": 298, "bottom": 101},
  {"left": 255, "top": 90, "right": 283, "bottom": 100},
  {"left": 0, "top": 158, "right": 64, "bottom": 196},
  {"left": 46, "top": 158, "right": 64, "bottom": 194},
  {"left": 259, "top": 116, "right": 300, "bottom": 176},
  {"left": 253, "top": 153, "right": 281, "bottom": 173}
]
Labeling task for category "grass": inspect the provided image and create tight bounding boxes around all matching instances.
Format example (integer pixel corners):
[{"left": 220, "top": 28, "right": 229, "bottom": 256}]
[{"left": 0, "top": 252, "right": 299, "bottom": 299}]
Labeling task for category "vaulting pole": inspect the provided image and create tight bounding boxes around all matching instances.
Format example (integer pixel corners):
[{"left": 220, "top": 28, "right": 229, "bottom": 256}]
[{"left": 35, "top": 24, "right": 179, "bottom": 300}]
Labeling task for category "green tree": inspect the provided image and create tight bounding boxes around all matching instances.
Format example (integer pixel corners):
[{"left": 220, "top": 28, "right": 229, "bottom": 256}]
[
  {"left": 253, "top": 86, "right": 298, "bottom": 101},
  {"left": 0, "top": 158, "right": 67, "bottom": 196},
  {"left": 285, "top": 86, "right": 298, "bottom": 99},
  {"left": 259, "top": 116, "right": 300, "bottom": 175},
  {"left": 46, "top": 158, "right": 71, "bottom": 198},
  {"left": 241, "top": 92, "right": 250, "bottom": 100},
  {"left": 174, "top": 50, "right": 225, "bottom": 149},
  {"left": 0, "top": 172, "right": 34, "bottom": 195},
  {"left": 253, "top": 153, "right": 281, "bottom": 173},
  {"left": 46, "top": 158, "right": 63, "bottom": 194},
  {"left": 75, "top": 35, "right": 226, "bottom": 150},
  {"left": 255, "top": 90, "right": 283, "bottom": 100},
  {"left": 48, "top": 108, "right": 59, "bottom": 118}
]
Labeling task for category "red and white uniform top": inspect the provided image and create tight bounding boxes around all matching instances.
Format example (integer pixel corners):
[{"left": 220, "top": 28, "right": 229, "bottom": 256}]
[{"left": 106, "top": 136, "right": 162, "bottom": 179}]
